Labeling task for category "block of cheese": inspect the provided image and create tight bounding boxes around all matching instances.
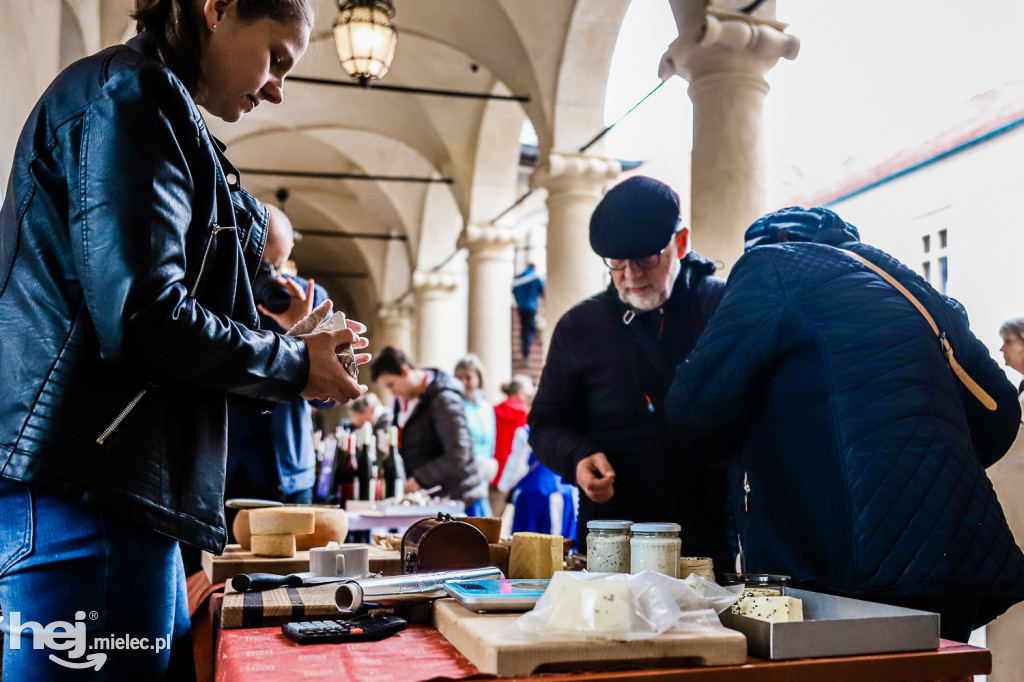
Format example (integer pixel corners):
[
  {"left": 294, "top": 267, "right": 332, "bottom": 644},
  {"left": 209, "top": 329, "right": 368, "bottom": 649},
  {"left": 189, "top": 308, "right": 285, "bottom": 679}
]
[
  {"left": 509, "top": 532, "right": 563, "bottom": 579},
  {"left": 729, "top": 587, "right": 781, "bottom": 614},
  {"left": 248, "top": 508, "right": 316, "bottom": 536},
  {"left": 462, "top": 517, "right": 502, "bottom": 544},
  {"left": 250, "top": 534, "right": 297, "bottom": 558},
  {"left": 738, "top": 596, "right": 803, "bottom": 623},
  {"left": 488, "top": 542, "right": 511, "bottom": 577},
  {"left": 544, "top": 576, "right": 632, "bottom": 637}
]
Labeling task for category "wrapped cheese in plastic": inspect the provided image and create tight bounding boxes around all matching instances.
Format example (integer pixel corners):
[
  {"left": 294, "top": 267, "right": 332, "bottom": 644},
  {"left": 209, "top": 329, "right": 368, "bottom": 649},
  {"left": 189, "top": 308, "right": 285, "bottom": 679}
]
[{"left": 503, "top": 570, "right": 742, "bottom": 641}]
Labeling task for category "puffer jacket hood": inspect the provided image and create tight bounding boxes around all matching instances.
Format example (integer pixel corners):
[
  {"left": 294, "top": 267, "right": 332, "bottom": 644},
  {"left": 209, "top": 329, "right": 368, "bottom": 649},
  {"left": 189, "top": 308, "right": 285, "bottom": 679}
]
[{"left": 744, "top": 206, "right": 861, "bottom": 250}]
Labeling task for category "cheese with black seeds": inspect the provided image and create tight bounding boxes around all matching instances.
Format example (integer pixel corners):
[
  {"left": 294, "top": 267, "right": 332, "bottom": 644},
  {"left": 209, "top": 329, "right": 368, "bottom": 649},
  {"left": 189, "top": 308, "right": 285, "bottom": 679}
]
[
  {"left": 738, "top": 596, "right": 804, "bottom": 623},
  {"left": 729, "top": 587, "right": 782, "bottom": 614}
]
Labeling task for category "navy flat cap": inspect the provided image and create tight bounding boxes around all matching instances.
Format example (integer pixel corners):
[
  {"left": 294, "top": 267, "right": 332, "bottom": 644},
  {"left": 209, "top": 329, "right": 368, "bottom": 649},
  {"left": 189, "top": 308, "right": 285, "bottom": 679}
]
[{"left": 590, "top": 176, "right": 681, "bottom": 259}]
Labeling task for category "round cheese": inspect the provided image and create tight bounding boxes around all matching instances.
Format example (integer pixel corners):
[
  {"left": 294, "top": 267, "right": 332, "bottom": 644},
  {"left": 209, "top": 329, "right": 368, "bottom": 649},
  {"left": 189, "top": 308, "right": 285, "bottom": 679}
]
[{"left": 248, "top": 508, "right": 316, "bottom": 536}]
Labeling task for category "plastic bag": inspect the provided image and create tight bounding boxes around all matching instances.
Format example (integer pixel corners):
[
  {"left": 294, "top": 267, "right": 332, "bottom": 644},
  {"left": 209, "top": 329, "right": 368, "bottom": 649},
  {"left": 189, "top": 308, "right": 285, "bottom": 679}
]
[{"left": 503, "top": 570, "right": 743, "bottom": 642}]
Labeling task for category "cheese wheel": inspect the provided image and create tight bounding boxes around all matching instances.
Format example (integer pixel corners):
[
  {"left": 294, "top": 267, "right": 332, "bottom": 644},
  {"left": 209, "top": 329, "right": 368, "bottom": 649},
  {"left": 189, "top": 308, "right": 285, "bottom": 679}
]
[
  {"left": 251, "top": 534, "right": 297, "bottom": 558},
  {"left": 248, "top": 508, "right": 316, "bottom": 535},
  {"left": 509, "top": 532, "right": 563, "bottom": 579}
]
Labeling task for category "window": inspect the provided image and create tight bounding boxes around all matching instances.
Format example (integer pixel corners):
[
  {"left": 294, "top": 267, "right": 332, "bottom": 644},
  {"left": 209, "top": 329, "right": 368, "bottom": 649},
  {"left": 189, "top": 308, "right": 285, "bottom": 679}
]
[
  {"left": 938, "top": 229, "right": 947, "bottom": 248},
  {"left": 922, "top": 235, "right": 931, "bottom": 253},
  {"left": 939, "top": 256, "right": 948, "bottom": 294},
  {"left": 922, "top": 261, "right": 931, "bottom": 282}
]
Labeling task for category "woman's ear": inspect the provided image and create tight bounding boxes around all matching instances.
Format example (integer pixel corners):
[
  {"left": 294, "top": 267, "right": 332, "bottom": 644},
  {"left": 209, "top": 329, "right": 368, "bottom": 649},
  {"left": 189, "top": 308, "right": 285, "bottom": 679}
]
[{"left": 202, "top": 0, "right": 235, "bottom": 29}]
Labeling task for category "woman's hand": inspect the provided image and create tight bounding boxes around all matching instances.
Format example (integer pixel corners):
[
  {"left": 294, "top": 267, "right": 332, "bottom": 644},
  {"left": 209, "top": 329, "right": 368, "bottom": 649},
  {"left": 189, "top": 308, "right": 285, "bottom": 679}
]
[{"left": 296, "top": 309, "right": 372, "bottom": 403}]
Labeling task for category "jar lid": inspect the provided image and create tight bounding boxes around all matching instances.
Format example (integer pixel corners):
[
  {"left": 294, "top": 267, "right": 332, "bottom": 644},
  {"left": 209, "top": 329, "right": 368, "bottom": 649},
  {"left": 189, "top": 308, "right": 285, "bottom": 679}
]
[
  {"left": 587, "top": 520, "right": 633, "bottom": 530},
  {"left": 630, "top": 522, "right": 681, "bottom": 533}
]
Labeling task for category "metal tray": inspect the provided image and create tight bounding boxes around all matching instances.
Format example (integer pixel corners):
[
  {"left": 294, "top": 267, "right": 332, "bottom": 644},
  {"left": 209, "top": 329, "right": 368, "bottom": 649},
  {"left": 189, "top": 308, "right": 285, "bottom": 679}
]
[{"left": 718, "top": 587, "right": 940, "bottom": 660}]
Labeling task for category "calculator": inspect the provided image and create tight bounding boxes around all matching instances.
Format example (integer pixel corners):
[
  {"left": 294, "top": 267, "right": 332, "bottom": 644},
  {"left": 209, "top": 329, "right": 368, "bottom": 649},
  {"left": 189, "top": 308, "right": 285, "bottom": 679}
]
[{"left": 281, "top": 612, "right": 407, "bottom": 645}]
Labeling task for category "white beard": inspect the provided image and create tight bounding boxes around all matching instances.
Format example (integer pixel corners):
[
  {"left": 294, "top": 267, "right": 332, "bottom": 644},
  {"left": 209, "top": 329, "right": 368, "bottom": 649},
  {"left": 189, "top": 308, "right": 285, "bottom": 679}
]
[{"left": 615, "top": 255, "right": 680, "bottom": 311}]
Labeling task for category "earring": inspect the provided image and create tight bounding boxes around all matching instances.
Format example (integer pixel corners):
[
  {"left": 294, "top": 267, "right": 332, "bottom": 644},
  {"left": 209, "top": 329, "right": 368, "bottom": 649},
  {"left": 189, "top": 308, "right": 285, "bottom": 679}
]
[{"left": 211, "top": 23, "right": 217, "bottom": 30}]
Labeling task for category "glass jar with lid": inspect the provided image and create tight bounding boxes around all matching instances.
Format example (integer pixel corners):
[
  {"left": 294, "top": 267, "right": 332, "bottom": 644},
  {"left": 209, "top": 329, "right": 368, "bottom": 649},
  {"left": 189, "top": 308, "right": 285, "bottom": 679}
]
[
  {"left": 629, "top": 522, "right": 681, "bottom": 577},
  {"left": 586, "top": 520, "right": 632, "bottom": 573},
  {"left": 679, "top": 556, "right": 715, "bottom": 582}
]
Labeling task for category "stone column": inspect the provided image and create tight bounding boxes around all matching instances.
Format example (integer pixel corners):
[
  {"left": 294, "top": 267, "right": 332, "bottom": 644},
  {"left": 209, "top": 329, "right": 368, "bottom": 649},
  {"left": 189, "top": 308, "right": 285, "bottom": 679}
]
[
  {"left": 531, "top": 152, "right": 621, "bottom": 354},
  {"left": 458, "top": 222, "right": 520, "bottom": 404},
  {"left": 660, "top": 1, "right": 799, "bottom": 271},
  {"left": 376, "top": 302, "right": 414, "bottom": 355},
  {"left": 411, "top": 270, "right": 458, "bottom": 369}
]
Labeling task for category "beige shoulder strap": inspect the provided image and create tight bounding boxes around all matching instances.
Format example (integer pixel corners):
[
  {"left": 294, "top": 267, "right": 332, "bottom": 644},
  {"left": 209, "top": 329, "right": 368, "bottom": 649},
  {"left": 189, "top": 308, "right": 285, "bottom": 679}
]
[{"left": 841, "top": 249, "right": 997, "bottom": 411}]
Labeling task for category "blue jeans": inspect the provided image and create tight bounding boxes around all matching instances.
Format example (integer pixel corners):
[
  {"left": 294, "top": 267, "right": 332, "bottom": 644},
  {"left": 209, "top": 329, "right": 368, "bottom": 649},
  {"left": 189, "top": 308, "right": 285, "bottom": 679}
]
[{"left": 0, "top": 478, "right": 195, "bottom": 680}]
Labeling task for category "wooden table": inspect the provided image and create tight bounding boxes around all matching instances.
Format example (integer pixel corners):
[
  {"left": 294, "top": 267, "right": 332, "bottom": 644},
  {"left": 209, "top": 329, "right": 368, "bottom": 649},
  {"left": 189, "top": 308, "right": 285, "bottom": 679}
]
[{"left": 213, "top": 624, "right": 989, "bottom": 682}]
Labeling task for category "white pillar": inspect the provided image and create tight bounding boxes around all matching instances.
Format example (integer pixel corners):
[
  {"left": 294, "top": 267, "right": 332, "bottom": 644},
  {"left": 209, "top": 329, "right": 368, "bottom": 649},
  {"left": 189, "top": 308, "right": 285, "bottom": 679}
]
[
  {"left": 376, "top": 302, "right": 414, "bottom": 355},
  {"left": 660, "top": 2, "right": 799, "bottom": 271},
  {"left": 412, "top": 270, "right": 458, "bottom": 369},
  {"left": 531, "top": 152, "right": 620, "bottom": 355},
  {"left": 459, "top": 222, "right": 519, "bottom": 404}
]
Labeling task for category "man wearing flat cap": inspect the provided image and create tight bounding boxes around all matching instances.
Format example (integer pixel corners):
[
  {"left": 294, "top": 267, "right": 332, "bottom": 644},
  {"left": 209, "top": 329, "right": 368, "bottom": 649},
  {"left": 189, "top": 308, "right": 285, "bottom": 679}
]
[{"left": 528, "top": 176, "right": 733, "bottom": 568}]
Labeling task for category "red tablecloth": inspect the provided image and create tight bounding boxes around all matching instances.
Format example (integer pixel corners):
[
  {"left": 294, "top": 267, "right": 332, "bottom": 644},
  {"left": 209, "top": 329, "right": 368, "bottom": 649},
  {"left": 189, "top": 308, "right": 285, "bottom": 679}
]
[{"left": 215, "top": 624, "right": 485, "bottom": 682}]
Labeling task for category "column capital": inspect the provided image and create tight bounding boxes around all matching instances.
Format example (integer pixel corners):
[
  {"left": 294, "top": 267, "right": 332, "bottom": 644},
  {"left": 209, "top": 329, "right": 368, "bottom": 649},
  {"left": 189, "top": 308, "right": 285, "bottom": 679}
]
[
  {"left": 457, "top": 222, "right": 520, "bottom": 256},
  {"left": 659, "top": 8, "right": 800, "bottom": 83},
  {"left": 530, "top": 151, "right": 621, "bottom": 194},
  {"left": 378, "top": 301, "right": 414, "bottom": 322},
  {"left": 412, "top": 269, "right": 458, "bottom": 297}
]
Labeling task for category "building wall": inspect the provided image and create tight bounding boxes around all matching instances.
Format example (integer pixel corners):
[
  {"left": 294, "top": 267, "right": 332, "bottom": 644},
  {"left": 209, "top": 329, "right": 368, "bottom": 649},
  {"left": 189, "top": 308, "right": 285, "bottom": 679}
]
[{"left": 829, "top": 123, "right": 1024, "bottom": 379}]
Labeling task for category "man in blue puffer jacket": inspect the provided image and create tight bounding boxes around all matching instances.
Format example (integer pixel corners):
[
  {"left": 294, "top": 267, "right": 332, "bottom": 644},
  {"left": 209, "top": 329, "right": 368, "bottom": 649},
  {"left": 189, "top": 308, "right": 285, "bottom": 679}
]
[{"left": 665, "top": 206, "right": 1024, "bottom": 641}]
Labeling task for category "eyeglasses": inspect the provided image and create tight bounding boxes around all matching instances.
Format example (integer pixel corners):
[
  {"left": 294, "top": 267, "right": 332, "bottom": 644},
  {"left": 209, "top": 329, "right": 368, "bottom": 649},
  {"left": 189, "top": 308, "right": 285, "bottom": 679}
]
[{"left": 602, "top": 236, "right": 676, "bottom": 272}]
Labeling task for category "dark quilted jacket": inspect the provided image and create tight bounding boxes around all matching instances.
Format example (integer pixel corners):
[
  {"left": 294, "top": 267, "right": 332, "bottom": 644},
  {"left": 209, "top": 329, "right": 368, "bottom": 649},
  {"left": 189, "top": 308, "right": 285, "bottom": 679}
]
[
  {"left": 399, "top": 370, "right": 487, "bottom": 506},
  {"left": 665, "top": 217, "right": 1024, "bottom": 625}
]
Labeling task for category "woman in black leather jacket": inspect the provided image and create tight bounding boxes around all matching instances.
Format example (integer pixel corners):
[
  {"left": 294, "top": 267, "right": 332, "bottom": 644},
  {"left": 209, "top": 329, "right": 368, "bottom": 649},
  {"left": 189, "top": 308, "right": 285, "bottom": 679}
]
[{"left": 0, "top": 1, "right": 369, "bottom": 678}]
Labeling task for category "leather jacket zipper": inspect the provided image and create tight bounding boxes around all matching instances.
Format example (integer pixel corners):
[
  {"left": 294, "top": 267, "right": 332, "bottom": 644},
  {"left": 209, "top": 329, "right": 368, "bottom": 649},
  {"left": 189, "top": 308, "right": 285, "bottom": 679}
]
[
  {"left": 97, "top": 221, "right": 235, "bottom": 444},
  {"left": 190, "top": 223, "right": 236, "bottom": 298},
  {"left": 96, "top": 382, "right": 155, "bottom": 444}
]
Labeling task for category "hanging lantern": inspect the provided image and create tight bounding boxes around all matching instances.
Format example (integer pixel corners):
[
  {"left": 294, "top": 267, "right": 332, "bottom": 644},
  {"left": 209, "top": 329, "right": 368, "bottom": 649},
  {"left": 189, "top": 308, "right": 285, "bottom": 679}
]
[{"left": 333, "top": 0, "right": 398, "bottom": 87}]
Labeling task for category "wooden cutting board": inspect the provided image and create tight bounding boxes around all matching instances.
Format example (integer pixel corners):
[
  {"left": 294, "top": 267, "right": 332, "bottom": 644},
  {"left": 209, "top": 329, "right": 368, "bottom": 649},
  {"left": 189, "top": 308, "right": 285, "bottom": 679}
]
[
  {"left": 202, "top": 543, "right": 401, "bottom": 584},
  {"left": 432, "top": 598, "right": 747, "bottom": 677}
]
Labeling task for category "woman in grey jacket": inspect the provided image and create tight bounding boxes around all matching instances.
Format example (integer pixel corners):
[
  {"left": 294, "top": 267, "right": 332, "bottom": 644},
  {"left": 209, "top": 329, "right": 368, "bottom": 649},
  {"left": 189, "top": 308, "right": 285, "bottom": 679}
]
[{"left": 0, "top": 1, "right": 369, "bottom": 678}]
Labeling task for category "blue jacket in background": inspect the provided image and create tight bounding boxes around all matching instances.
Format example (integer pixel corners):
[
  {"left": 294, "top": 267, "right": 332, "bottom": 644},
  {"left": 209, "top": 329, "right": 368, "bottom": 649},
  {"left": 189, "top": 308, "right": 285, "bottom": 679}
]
[
  {"left": 227, "top": 274, "right": 329, "bottom": 497},
  {"left": 512, "top": 266, "right": 544, "bottom": 312},
  {"left": 665, "top": 207, "right": 1024, "bottom": 628}
]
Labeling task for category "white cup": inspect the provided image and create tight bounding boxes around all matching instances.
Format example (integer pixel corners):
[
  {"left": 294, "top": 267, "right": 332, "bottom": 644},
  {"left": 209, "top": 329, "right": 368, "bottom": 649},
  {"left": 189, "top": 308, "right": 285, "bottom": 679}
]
[{"left": 309, "top": 543, "right": 369, "bottom": 578}]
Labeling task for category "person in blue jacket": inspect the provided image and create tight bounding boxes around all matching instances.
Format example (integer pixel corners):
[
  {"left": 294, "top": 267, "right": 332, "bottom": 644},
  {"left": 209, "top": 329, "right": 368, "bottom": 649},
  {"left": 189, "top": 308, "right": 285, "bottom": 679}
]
[
  {"left": 512, "top": 263, "right": 545, "bottom": 359},
  {"left": 665, "top": 206, "right": 1024, "bottom": 641},
  {"left": 226, "top": 205, "right": 332, "bottom": 507}
]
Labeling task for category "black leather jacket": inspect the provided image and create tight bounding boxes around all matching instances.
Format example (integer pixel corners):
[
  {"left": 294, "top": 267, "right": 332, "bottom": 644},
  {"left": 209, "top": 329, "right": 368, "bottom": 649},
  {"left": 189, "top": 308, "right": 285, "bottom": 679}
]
[{"left": 0, "top": 34, "right": 308, "bottom": 553}]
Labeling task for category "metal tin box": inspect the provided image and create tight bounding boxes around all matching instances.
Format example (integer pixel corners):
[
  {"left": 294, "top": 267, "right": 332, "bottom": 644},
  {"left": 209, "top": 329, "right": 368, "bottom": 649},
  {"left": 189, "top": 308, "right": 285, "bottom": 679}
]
[{"left": 719, "top": 587, "right": 940, "bottom": 660}]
